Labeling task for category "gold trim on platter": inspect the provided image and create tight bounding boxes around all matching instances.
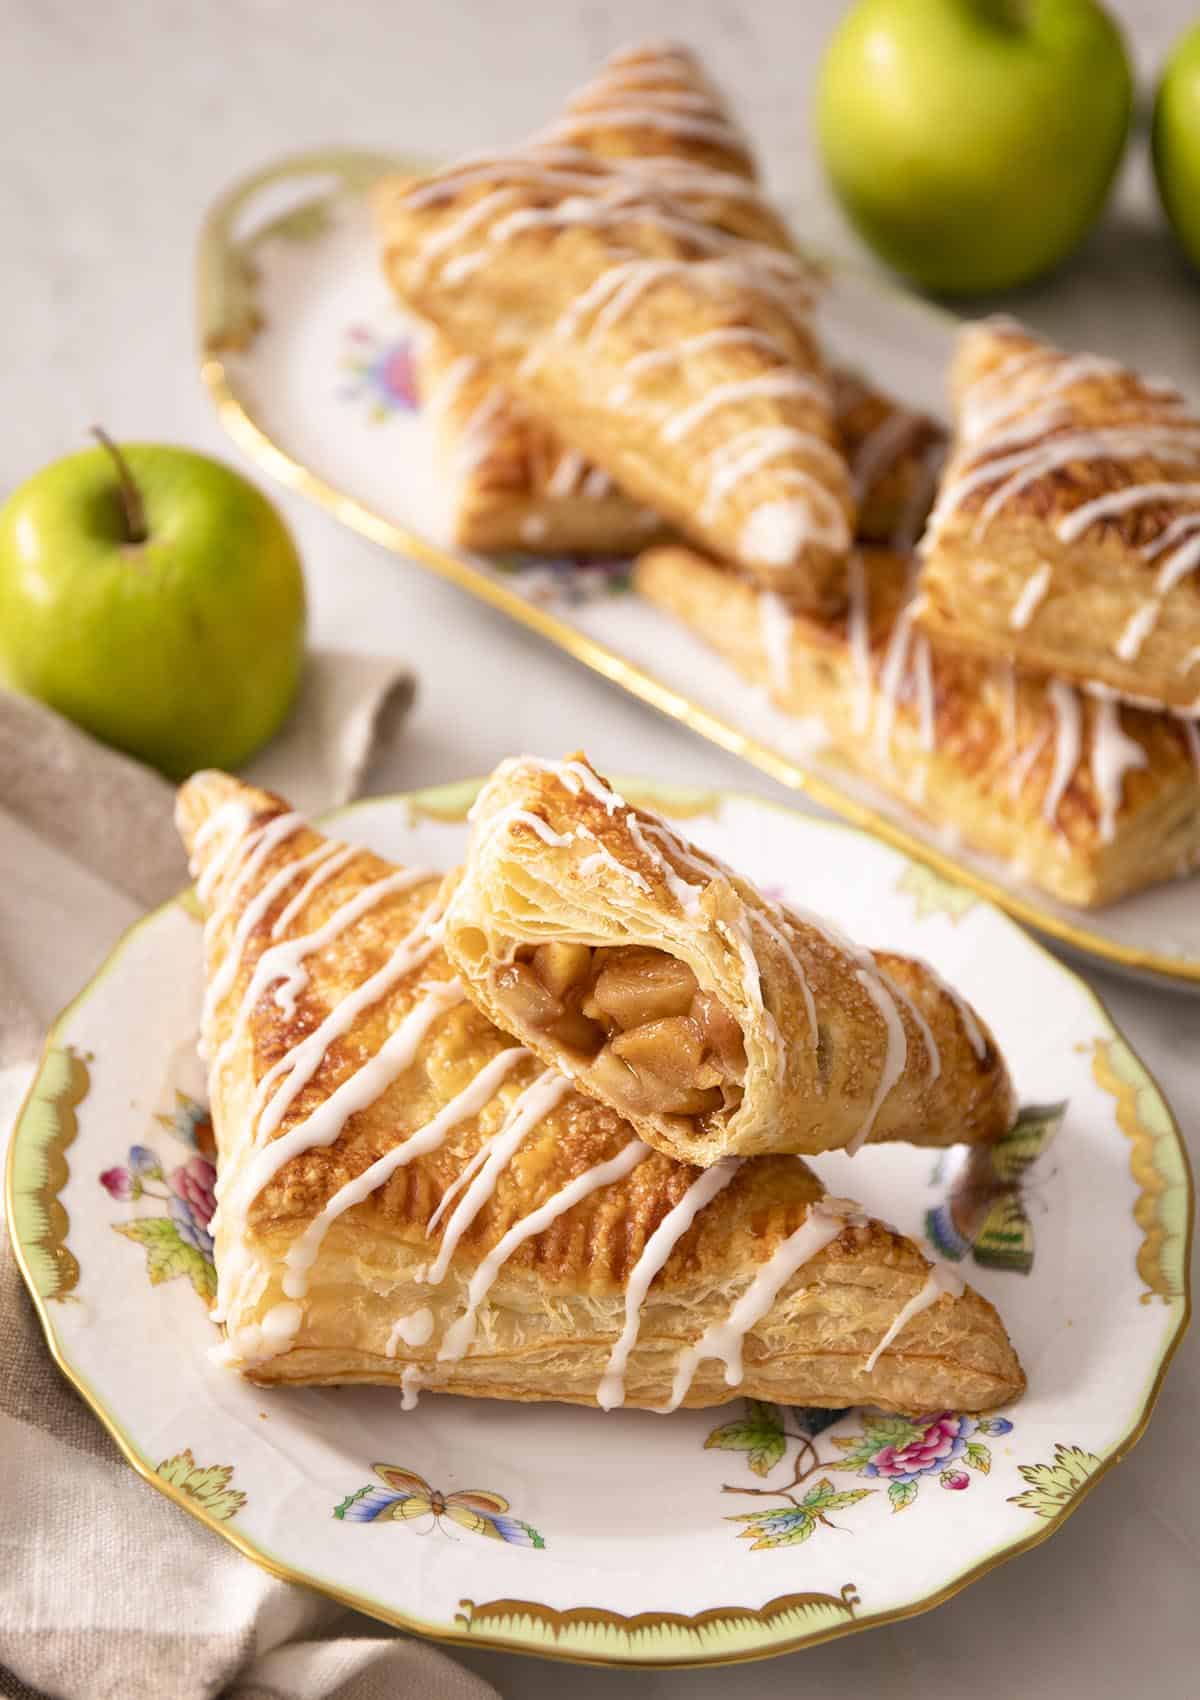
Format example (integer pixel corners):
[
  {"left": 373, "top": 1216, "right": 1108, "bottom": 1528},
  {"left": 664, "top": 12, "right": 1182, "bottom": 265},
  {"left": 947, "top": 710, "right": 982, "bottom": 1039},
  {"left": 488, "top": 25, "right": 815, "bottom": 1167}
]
[
  {"left": 4, "top": 782, "right": 1193, "bottom": 1669},
  {"left": 195, "top": 146, "right": 1200, "bottom": 990},
  {"left": 1091, "top": 1038, "right": 1191, "bottom": 1304}
]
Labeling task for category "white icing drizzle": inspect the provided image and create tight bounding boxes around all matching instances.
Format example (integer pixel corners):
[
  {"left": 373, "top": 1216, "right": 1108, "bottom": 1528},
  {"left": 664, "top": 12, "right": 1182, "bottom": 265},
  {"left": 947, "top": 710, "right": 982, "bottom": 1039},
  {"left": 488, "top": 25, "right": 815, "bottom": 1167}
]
[
  {"left": 912, "top": 634, "right": 936, "bottom": 752},
  {"left": 190, "top": 800, "right": 253, "bottom": 897},
  {"left": 845, "top": 969, "right": 908, "bottom": 1155},
  {"left": 438, "top": 1139, "right": 650, "bottom": 1362},
  {"left": 581, "top": 466, "right": 612, "bottom": 499},
  {"left": 625, "top": 814, "right": 706, "bottom": 914},
  {"left": 1009, "top": 563, "right": 1052, "bottom": 630},
  {"left": 921, "top": 960, "right": 989, "bottom": 1060},
  {"left": 1115, "top": 600, "right": 1162, "bottom": 662},
  {"left": 759, "top": 591, "right": 795, "bottom": 696},
  {"left": 1153, "top": 525, "right": 1200, "bottom": 593},
  {"left": 749, "top": 908, "right": 818, "bottom": 1050},
  {"left": 492, "top": 805, "right": 576, "bottom": 848},
  {"left": 400, "top": 1365, "right": 424, "bottom": 1409},
  {"left": 576, "top": 843, "right": 651, "bottom": 891},
  {"left": 701, "top": 428, "right": 845, "bottom": 525},
  {"left": 203, "top": 812, "right": 305, "bottom": 941},
  {"left": 1043, "top": 680, "right": 1083, "bottom": 829},
  {"left": 1057, "top": 481, "right": 1200, "bottom": 544},
  {"left": 1089, "top": 698, "right": 1148, "bottom": 843},
  {"left": 411, "top": 185, "right": 517, "bottom": 284},
  {"left": 863, "top": 1263, "right": 965, "bottom": 1372},
  {"left": 846, "top": 552, "right": 873, "bottom": 734},
  {"left": 423, "top": 1069, "right": 571, "bottom": 1287},
  {"left": 520, "top": 514, "right": 549, "bottom": 544},
  {"left": 598, "top": 1158, "right": 744, "bottom": 1410},
  {"left": 272, "top": 844, "right": 357, "bottom": 940},
  {"left": 541, "top": 104, "right": 749, "bottom": 152},
  {"left": 202, "top": 841, "right": 334, "bottom": 1041},
  {"left": 611, "top": 327, "right": 790, "bottom": 404},
  {"left": 221, "top": 869, "right": 432, "bottom": 1086},
  {"left": 873, "top": 604, "right": 915, "bottom": 763},
  {"left": 385, "top": 1308, "right": 435, "bottom": 1357},
  {"left": 456, "top": 391, "right": 508, "bottom": 469},
  {"left": 662, "top": 373, "right": 826, "bottom": 444},
  {"left": 425, "top": 353, "right": 480, "bottom": 421},
  {"left": 243, "top": 897, "right": 447, "bottom": 1170},
  {"left": 547, "top": 448, "right": 587, "bottom": 498},
  {"left": 281, "top": 1039, "right": 525, "bottom": 1304},
  {"left": 877, "top": 967, "right": 940, "bottom": 1081},
  {"left": 662, "top": 1197, "right": 866, "bottom": 1410},
  {"left": 1009, "top": 725, "right": 1050, "bottom": 801}
]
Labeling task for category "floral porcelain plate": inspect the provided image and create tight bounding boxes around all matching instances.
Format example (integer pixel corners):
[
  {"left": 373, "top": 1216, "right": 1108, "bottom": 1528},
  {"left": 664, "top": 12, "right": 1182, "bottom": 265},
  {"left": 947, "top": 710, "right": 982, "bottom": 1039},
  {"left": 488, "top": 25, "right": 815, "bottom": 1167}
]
[
  {"left": 7, "top": 781, "right": 1191, "bottom": 1668},
  {"left": 195, "top": 149, "right": 1200, "bottom": 991}
]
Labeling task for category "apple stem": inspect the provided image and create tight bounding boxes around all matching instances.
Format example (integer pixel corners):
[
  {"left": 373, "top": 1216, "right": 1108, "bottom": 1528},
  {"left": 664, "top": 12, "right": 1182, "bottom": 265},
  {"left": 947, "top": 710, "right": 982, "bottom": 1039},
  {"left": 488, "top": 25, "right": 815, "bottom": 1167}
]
[{"left": 91, "top": 426, "right": 148, "bottom": 545}]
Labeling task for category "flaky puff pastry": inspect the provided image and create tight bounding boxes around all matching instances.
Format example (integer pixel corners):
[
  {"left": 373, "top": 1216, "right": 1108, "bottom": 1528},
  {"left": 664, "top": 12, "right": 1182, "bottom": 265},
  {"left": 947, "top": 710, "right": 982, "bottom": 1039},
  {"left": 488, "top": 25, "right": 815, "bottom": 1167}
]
[
  {"left": 418, "top": 326, "right": 944, "bottom": 558},
  {"left": 635, "top": 545, "right": 1200, "bottom": 908},
  {"left": 373, "top": 149, "right": 853, "bottom": 609},
  {"left": 176, "top": 770, "right": 1023, "bottom": 1414},
  {"left": 442, "top": 754, "right": 1015, "bottom": 1166},
  {"left": 916, "top": 317, "right": 1200, "bottom": 711}
]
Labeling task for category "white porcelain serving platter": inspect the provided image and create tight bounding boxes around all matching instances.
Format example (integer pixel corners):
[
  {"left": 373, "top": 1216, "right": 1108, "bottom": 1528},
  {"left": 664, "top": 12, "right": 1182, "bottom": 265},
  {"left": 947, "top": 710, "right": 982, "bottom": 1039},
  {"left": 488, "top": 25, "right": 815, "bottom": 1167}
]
[
  {"left": 8, "top": 781, "right": 1190, "bottom": 1668},
  {"left": 196, "top": 149, "right": 1200, "bottom": 991}
]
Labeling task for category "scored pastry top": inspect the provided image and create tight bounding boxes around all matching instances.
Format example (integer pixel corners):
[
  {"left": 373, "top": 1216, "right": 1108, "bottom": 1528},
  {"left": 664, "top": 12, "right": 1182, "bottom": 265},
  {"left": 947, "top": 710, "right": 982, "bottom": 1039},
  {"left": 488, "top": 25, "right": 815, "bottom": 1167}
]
[{"left": 916, "top": 317, "right": 1200, "bottom": 711}]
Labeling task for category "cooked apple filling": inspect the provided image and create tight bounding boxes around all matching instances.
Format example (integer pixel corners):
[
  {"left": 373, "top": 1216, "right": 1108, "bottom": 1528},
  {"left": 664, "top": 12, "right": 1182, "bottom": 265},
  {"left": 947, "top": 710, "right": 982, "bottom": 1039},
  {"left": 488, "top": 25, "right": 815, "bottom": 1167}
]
[{"left": 493, "top": 943, "right": 746, "bottom": 1120}]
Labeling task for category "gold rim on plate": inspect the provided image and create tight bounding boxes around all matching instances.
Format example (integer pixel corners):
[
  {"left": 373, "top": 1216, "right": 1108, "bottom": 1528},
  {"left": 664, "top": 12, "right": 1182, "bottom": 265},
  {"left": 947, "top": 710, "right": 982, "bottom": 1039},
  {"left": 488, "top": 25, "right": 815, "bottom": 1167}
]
[{"left": 6, "top": 780, "right": 1193, "bottom": 1669}]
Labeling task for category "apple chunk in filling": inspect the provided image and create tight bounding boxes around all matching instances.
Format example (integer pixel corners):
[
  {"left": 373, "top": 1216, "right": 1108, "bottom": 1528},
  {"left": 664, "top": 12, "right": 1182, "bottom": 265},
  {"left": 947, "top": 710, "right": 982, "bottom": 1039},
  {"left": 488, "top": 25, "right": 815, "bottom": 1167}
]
[{"left": 492, "top": 943, "right": 746, "bottom": 1121}]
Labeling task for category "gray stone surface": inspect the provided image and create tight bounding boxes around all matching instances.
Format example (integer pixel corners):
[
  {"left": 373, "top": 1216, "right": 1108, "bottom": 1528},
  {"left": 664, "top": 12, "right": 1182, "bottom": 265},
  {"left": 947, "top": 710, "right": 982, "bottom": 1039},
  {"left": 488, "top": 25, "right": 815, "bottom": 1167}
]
[{"left": 4, "top": 2, "right": 1197, "bottom": 1693}]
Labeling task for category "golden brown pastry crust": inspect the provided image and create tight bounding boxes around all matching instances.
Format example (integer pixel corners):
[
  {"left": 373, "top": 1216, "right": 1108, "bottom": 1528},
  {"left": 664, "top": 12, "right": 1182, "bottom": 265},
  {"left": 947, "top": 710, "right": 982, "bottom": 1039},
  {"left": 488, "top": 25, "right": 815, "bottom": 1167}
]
[
  {"left": 634, "top": 544, "right": 1200, "bottom": 908},
  {"left": 176, "top": 770, "right": 1023, "bottom": 1413},
  {"left": 443, "top": 754, "right": 1015, "bottom": 1163},
  {"left": 417, "top": 326, "right": 944, "bottom": 558},
  {"left": 916, "top": 318, "right": 1200, "bottom": 711},
  {"left": 373, "top": 147, "right": 853, "bottom": 608}
]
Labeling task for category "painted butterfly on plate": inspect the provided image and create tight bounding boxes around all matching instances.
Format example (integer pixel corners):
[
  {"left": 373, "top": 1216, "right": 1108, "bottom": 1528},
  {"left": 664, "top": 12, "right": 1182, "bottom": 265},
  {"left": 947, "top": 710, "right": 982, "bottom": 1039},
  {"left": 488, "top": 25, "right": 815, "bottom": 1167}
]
[{"left": 333, "top": 1464, "right": 546, "bottom": 1547}]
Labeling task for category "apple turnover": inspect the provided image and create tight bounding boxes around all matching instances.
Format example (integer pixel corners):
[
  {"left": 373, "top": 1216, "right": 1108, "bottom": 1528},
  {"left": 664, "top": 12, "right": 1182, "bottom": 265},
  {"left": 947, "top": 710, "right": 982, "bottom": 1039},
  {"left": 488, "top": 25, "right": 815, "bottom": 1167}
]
[
  {"left": 635, "top": 544, "right": 1200, "bottom": 907},
  {"left": 373, "top": 145, "right": 853, "bottom": 608},
  {"left": 177, "top": 769, "right": 1023, "bottom": 1413},
  {"left": 418, "top": 326, "right": 944, "bottom": 558},
  {"left": 442, "top": 754, "right": 1014, "bottom": 1165},
  {"left": 916, "top": 317, "right": 1200, "bottom": 711}
]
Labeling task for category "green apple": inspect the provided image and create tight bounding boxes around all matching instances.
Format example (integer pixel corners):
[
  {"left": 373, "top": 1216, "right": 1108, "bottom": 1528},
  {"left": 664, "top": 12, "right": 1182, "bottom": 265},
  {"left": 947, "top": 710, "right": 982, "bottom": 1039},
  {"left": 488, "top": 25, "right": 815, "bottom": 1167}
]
[
  {"left": 816, "top": 0, "right": 1133, "bottom": 294},
  {"left": 1153, "top": 21, "right": 1200, "bottom": 270},
  {"left": 0, "top": 436, "right": 306, "bottom": 780}
]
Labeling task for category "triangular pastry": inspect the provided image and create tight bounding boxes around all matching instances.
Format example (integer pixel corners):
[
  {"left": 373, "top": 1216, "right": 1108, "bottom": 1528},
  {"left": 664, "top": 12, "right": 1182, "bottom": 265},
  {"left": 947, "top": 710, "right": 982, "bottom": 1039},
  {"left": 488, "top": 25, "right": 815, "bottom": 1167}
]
[
  {"left": 177, "top": 770, "right": 1023, "bottom": 1413},
  {"left": 373, "top": 146, "right": 853, "bottom": 608},
  {"left": 634, "top": 544, "right": 1200, "bottom": 908},
  {"left": 417, "top": 324, "right": 943, "bottom": 557},
  {"left": 916, "top": 317, "right": 1200, "bottom": 711},
  {"left": 442, "top": 754, "right": 1015, "bottom": 1164}
]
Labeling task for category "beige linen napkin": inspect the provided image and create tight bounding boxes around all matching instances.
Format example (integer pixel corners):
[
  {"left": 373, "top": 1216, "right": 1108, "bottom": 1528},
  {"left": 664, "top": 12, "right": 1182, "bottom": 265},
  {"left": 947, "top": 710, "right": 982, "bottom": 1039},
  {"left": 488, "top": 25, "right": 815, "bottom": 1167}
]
[{"left": 0, "top": 677, "right": 499, "bottom": 1700}]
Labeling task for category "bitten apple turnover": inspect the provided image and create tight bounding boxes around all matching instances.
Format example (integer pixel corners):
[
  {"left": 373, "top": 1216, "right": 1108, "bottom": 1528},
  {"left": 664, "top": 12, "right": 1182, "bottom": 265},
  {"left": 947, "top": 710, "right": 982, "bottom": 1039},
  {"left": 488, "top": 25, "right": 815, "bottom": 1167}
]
[
  {"left": 177, "top": 771, "right": 1024, "bottom": 1413},
  {"left": 916, "top": 317, "right": 1200, "bottom": 711},
  {"left": 442, "top": 754, "right": 1015, "bottom": 1165}
]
